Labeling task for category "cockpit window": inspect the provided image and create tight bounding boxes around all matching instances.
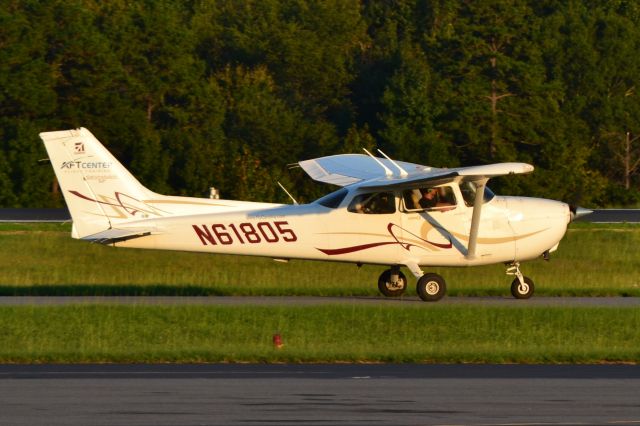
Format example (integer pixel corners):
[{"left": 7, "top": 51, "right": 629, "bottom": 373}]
[
  {"left": 402, "top": 186, "right": 457, "bottom": 212},
  {"left": 348, "top": 192, "right": 396, "bottom": 214},
  {"left": 315, "top": 188, "right": 348, "bottom": 209},
  {"left": 460, "top": 181, "right": 495, "bottom": 207}
]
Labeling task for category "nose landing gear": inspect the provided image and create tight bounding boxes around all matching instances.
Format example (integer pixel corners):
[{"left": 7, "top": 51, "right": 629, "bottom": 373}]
[{"left": 507, "top": 262, "right": 535, "bottom": 299}]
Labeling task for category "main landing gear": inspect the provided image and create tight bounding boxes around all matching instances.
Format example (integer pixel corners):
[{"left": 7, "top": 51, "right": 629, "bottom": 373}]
[
  {"left": 377, "top": 266, "right": 446, "bottom": 302},
  {"left": 377, "top": 266, "right": 407, "bottom": 297},
  {"left": 416, "top": 273, "right": 447, "bottom": 302},
  {"left": 377, "top": 262, "right": 535, "bottom": 302}
]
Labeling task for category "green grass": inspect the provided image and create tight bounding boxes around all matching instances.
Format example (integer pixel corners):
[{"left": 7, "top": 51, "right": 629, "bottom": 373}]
[
  {"left": 2, "top": 222, "right": 638, "bottom": 365},
  {"left": 0, "top": 222, "right": 639, "bottom": 297},
  {"left": 0, "top": 305, "right": 638, "bottom": 363}
]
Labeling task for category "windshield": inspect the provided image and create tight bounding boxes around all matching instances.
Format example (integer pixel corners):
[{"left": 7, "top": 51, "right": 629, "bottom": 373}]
[
  {"left": 314, "top": 188, "right": 348, "bottom": 209},
  {"left": 459, "top": 182, "right": 495, "bottom": 207}
]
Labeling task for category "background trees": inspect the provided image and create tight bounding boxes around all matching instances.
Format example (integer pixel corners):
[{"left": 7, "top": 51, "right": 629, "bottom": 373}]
[{"left": 1, "top": 0, "right": 638, "bottom": 207}]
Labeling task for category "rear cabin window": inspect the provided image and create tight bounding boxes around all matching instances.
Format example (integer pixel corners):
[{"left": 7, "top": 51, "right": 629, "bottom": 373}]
[
  {"left": 347, "top": 192, "right": 396, "bottom": 214},
  {"left": 402, "top": 186, "right": 457, "bottom": 212}
]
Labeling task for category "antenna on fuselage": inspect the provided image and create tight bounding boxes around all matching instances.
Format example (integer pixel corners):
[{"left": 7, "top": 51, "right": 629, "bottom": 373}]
[
  {"left": 377, "top": 149, "right": 408, "bottom": 177},
  {"left": 277, "top": 181, "right": 298, "bottom": 205},
  {"left": 362, "top": 148, "right": 393, "bottom": 177}
]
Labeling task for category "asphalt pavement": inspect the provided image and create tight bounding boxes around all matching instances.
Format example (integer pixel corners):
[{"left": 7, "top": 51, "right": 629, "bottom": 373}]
[{"left": 1, "top": 364, "right": 639, "bottom": 426}]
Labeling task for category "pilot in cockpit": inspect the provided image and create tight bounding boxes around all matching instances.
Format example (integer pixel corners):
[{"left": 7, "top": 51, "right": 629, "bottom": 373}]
[{"left": 419, "top": 188, "right": 439, "bottom": 209}]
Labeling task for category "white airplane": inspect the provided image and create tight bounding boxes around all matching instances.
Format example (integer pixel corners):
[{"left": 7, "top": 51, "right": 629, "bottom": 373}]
[{"left": 40, "top": 128, "right": 590, "bottom": 301}]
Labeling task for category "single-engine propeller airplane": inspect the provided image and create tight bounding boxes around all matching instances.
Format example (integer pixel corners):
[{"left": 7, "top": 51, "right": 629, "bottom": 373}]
[{"left": 41, "top": 128, "right": 591, "bottom": 301}]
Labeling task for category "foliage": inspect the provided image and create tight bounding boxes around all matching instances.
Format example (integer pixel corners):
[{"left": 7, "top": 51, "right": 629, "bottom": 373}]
[{"left": 1, "top": 0, "right": 639, "bottom": 207}]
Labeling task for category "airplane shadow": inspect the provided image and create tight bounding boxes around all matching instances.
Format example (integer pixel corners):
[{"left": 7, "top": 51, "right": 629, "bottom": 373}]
[{"left": 0, "top": 284, "right": 228, "bottom": 297}]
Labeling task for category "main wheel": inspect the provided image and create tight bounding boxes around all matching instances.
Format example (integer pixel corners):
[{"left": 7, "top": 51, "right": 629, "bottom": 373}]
[
  {"left": 377, "top": 269, "right": 407, "bottom": 297},
  {"left": 510, "top": 276, "right": 534, "bottom": 299},
  {"left": 416, "top": 273, "right": 446, "bottom": 302}
]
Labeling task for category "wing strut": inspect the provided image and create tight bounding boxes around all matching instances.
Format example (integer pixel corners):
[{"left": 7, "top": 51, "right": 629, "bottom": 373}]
[{"left": 466, "top": 178, "right": 488, "bottom": 259}]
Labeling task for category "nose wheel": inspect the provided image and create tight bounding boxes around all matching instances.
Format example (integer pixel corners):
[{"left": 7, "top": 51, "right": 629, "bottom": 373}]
[
  {"left": 511, "top": 276, "right": 534, "bottom": 299},
  {"left": 507, "top": 262, "right": 535, "bottom": 299}
]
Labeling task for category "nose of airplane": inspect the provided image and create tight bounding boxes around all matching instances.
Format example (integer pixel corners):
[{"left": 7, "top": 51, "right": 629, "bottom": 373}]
[
  {"left": 569, "top": 205, "right": 593, "bottom": 222},
  {"left": 506, "top": 197, "right": 571, "bottom": 223},
  {"left": 503, "top": 196, "right": 573, "bottom": 261}
]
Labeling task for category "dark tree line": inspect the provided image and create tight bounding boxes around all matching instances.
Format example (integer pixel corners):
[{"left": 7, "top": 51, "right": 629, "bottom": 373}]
[{"left": 1, "top": 0, "right": 639, "bottom": 207}]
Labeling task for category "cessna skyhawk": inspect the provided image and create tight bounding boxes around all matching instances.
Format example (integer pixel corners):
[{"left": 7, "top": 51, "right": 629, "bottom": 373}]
[{"left": 40, "top": 128, "right": 589, "bottom": 301}]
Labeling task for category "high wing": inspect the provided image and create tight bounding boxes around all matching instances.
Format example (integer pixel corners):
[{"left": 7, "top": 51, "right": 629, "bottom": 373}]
[
  {"left": 298, "top": 154, "right": 533, "bottom": 189},
  {"left": 299, "top": 154, "right": 534, "bottom": 260},
  {"left": 298, "top": 154, "right": 428, "bottom": 186},
  {"left": 359, "top": 162, "right": 534, "bottom": 191}
]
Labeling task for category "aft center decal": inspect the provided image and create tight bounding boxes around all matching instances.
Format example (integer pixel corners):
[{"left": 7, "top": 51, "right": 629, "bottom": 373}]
[{"left": 316, "top": 222, "right": 452, "bottom": 256}]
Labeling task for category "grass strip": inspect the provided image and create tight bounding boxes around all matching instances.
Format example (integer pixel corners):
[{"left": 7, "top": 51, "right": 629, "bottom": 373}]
[
  {"left": 0, "top": 304, "right": 638, "bottom": 363},
  {"left": 1, "top": 222, "right": 639, "bottom": 297}
]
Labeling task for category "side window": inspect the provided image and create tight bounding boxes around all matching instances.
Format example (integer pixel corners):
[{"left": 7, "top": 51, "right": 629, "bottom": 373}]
[
  {"left": 348, "top": 192, "right": 396, "bottom": 214},
  {"left": 402, "top": 186, "right": 456, "bottom": 212}
]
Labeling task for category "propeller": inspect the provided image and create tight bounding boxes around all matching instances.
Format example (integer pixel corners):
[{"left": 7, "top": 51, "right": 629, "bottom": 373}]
[{"left": 570, "top": 205, "right": 593, "bottom": 222}]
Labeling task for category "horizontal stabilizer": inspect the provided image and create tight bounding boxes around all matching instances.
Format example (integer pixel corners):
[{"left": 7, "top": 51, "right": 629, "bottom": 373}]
[{"left": 82, "top": 227, "right": 158, "bottom": 244}]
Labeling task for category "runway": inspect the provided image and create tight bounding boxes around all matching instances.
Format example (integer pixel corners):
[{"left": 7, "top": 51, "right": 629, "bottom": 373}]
[
  {"left": 0, "top": 295, "right": 639, "bottom": 307},
  {"left": 1, "top": 364, "right": 639, "bottom": 426}
]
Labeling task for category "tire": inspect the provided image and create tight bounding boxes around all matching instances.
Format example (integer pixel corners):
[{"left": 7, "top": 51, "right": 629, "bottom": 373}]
[
  {"left": 510, "top": 276, "right": 534, "bottom": 299},
  {"left": 416, "top": 273, "right": 446, "bottom": 302},
  {"left": 377, "top": 269, "right": 407, "bottom": 297}
]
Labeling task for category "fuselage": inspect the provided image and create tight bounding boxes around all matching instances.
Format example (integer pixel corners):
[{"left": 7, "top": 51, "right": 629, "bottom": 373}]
[{"left": 114, "top": 181, "right": 571, "bottom": 268}]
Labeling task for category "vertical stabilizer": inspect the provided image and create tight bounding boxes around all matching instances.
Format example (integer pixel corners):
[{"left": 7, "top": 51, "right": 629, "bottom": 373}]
[{"left": 40, "top": 128, "right": 154, "bottom": 239}]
